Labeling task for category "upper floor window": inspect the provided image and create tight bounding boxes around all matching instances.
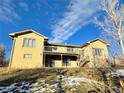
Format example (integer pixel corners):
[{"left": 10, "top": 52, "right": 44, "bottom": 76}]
[
  {"left": 92, "top": 48, "right": 103, "bottom": 56},
  {"left": 67, "top": 47, "right": 74, "bottom": 53},
  {"left": 23, "top": 38, "right": 36, "bottom": 48}
]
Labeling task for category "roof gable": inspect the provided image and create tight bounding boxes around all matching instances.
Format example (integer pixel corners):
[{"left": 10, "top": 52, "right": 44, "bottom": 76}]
[
  {"left": 89, "top": 38, "right": 109, "bottom": 45},
  {"left": 9, "top": 30, "right": 109, "bottom": 47},
  {"left": 81, "top": 38, "right": 110, "bottom": 47},
  {"left": 9, "top": 29, "right": 48, "bottom": 39}
]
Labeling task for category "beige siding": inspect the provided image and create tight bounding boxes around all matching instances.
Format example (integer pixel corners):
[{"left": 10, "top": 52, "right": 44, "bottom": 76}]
[
  {"left": 54, "top": 60, "right": 78, "bottom": 68},
  {"left": 81, "top": 40, "right": 109, "bottom": 67},
  {"left": 54, "top": 60, "right": 62, "bottom": 67},
  {"left": 9, "top": 33, "right": 44, "bottom": 69}
]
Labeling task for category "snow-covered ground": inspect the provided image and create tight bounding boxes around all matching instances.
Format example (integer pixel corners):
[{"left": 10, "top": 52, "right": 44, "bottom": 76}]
[
  {"left": 106, "top": 69, "right": 124, "bottom": 78},
  {"left": 64, "top": 76, "right": 94, "bottom": 86},
  {"left": 0, "top": 76, "right": 96, "bottom": 93},
  {"left": 1, "top": 69, "right": 124, "bottom": 93}
]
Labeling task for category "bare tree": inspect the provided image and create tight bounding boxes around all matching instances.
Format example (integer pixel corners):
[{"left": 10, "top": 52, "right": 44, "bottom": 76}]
[
  {"left": 94, "top": 0, "right": 124, "bottom": 55},
  {"left": 0, "top": 44, "right": 6, "bottom": 66}
]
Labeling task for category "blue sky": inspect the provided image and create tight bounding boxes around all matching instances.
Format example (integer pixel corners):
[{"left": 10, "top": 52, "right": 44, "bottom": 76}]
[{"left": 1, "top": 0, "right": 122, "bottom": 59}]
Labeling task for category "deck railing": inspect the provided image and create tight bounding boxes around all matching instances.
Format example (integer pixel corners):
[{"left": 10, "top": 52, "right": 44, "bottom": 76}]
[
  {"left": 78, "top": 56, "right": 90, "bottom": 66},
  {"left": 44, "top": 46, "right": 79, "bottom": 54}
]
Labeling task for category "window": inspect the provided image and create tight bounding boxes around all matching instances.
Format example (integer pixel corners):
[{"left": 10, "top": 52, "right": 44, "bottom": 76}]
[
  {"left": 24, "top": 54, "right": 32, "bottom": 59},
  {"left": 45, "top": 46, "right": 52, "bottom": 51},
  {"left": 92, "top": 48, "right": 103, "bottom": 56},
  {"left": 67, "top": 47, "right": 74, "bottom": 53},
  {"left": 32, "top": 39, "right": 36, "bottom": 47},
  {"left": 23, "top": 38, "right": 29, "bottom": 47},
  {"left": 44, "top": 46, "right": 57, "bottom": 51},
  {"left": 53, "top": 47, "right": 57, "bottom": 51},
  {"left": 62, "top": 58, "right": 71, "bottom": 66},
  {"left": 47, "top": 58, "right": 55, "bottom": 67},
  {"left": 51, "top": 59, "right": 55, "bottom": 67},
  {"left": 23, "top": 38, "right": 36, "bottom": 48},
  {"left": 29, "top": 39, "right": 32, "bottom": 47}
]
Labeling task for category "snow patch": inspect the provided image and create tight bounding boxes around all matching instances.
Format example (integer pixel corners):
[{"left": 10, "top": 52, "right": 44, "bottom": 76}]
[
  {"left": 64, "top": 76, "right": 93, "bottom": 86},
  {"left": 106, "top": 69, "right": 124, "bottom": 78},
  {"left": 0, "top": 76, "right": 95, "bottom": 93}
]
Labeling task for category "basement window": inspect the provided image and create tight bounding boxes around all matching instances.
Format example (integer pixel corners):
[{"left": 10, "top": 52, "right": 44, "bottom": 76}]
[{"left": 24, "top": 54, "right": 32, "bottom": 59}]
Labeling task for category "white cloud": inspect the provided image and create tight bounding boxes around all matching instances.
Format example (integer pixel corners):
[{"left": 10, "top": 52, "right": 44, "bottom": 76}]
[
  {"left": 0, "top": 0, "right": 29, "bottom": 23},
  {"left": 0, "top": 0, "right": 20, "bottom": 23},
  {"left": 50, "top": 0, "right": 100, "bottom": 43},
  {"left": 19, "top": 2, "right": 29, "bottom": 12}
]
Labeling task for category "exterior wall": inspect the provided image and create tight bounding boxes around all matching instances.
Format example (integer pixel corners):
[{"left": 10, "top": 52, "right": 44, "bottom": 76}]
[
  {"left": 54, "top": 60, "right": 62, "bottom": 67},
  {"left": 9, "top": 30, "right": 109, "bottom": 69},
  {"left": 9, "top": 33, "right": 44, "bottom": 69},
  {"left": 81, "top": 40, "right": 109, "bottom": 67},
  {"left": 54, "top": 60, "right": 78, "bottom": 68},
  {"left": 66, "top": 60, "right": 78, "bottom": 68}
]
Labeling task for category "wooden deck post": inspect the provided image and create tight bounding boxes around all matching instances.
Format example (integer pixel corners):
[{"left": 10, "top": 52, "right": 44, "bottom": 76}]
[
  {"left": 61, "top": 54, "right": 62, "bottom": 67},
  {"left": 43, "top": 54, "right": 46, "bottom": 67}
]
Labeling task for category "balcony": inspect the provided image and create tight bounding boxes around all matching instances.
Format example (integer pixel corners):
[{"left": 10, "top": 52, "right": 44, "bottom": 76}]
[{"left": 44, "top": 46, "right": 79, "bottom": 54}]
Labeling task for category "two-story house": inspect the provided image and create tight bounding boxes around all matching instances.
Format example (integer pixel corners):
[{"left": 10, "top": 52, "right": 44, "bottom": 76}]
[{"left": 9, "top": 29, "right": 109, "bottom": 69}]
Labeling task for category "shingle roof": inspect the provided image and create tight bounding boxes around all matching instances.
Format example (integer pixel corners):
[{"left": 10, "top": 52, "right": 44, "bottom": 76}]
[
  {"left": 80, "top": 38, "right": 110, "bottom": 47},
  {"left": 9, "top": 29, "right": 48, "bottom": 39},
  {"left": 9, "top": 29, "right": 109, "bottom": 47}
]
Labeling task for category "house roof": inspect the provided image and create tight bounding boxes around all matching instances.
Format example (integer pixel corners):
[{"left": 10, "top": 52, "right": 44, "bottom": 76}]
[
  {"left": 9, "top": 29, "right": 109, "bottom": 47},
  {"left": 47, "top": 38, "right": 109, "bottom": 48},
  {"left": 81, "top": 38, "right": 110, "bottom": 47},
  {"left": 9, "top": 29, "right": 48, "bottom": 39}
]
